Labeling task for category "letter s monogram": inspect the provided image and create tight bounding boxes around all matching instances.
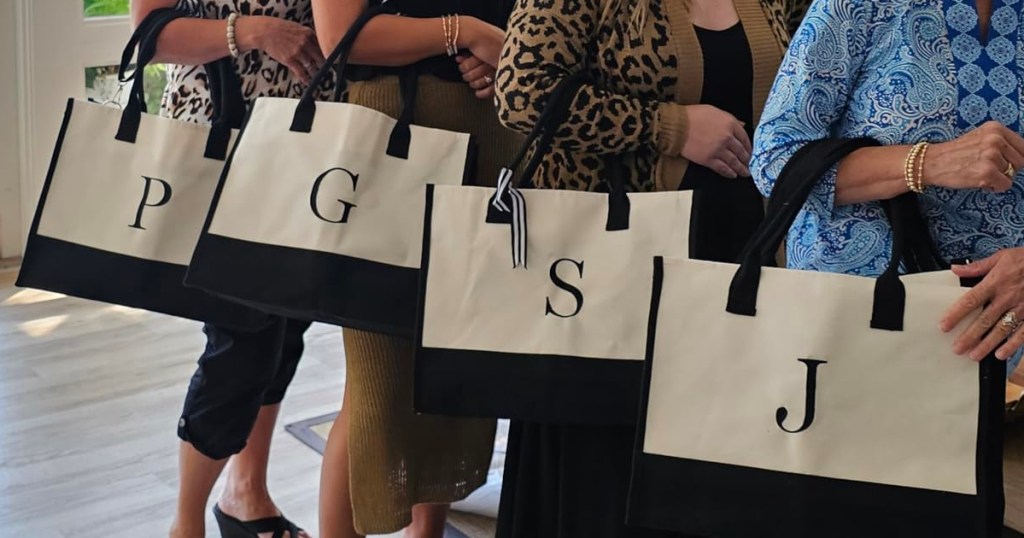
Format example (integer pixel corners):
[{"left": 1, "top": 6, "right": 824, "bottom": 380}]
[
  {"left": 311, "top": 167, "right": 359, "bottom": 223},
  {"left": 545, "top": 258, "right": 585, "bottom": 318}
]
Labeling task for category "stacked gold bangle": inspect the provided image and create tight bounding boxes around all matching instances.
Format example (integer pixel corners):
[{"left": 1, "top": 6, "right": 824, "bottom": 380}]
[
  {"left": 904, "top": 141, "right": 929, "bottom": 194},
  {"left": 442, "top": 14, "right": 461, "bottom": 57}
]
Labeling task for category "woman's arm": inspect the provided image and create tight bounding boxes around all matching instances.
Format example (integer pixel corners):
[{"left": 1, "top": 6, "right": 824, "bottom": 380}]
[
  {"left": 311, "top": 0, "right": 505, "bottom": 67},
  {"left": 133, "top": 0, "right": 323, "bottom": 82},
  {"left": 494, "top": 0, "right": 678, "bottom": 157}
]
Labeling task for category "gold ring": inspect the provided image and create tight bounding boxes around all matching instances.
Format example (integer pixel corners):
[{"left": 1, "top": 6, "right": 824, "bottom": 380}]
[
  {"left": 484, "top": 76, "right": 493, "bottom": 85},
  {"left": 1001, "top": 311, "right": 1020, "bottom": 332},
  {"left": 1006, "top": 163, "right": 1016, "bottom": 177}
]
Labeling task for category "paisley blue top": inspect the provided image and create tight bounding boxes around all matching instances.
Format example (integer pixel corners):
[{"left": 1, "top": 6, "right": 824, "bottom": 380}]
[{"left": 751, "top": 0, "right": 1024, "bottom": 373}]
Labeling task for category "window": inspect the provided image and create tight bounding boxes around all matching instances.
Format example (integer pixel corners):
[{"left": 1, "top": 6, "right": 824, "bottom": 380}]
[
  {"left": 85, "top": 64, "right": 169, "bottom": 112},
  {"left": 84, "top": 0, "right": 130, "bottom": 18}
]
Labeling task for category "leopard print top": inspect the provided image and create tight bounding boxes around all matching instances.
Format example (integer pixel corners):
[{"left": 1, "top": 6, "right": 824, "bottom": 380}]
[
  {"left": 496, "top": 0, "right": 812, "bottom": 191},
  {"left": 161, "top": 0, "right": 334, "bottom": 124}
]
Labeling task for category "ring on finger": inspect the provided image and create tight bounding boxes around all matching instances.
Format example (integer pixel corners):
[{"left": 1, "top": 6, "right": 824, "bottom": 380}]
[
  {"left": 1001, "top": 311, "right": 1020, "bottom": 334},
  {"left": 1006, "top": 162, "right": 1016, "bottom": 178},
  {"left": 483, "top": 75, "right": 494, "bottom": 85}
]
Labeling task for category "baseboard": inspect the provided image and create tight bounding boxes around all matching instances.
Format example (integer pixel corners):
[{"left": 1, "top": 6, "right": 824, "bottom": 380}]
[{"left": 0, "top": 256, "right": 20, "bottom": 272}]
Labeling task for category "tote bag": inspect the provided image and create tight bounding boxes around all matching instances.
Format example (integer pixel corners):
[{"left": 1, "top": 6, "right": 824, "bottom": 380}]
[
  {"left": 628, "top": 139, "right": 1007, "bottom": 537},
  {"left": 414, "top": 75, "right": 693, "bottom": 424},
  {"left": 184, "top": 5, "right": 475, "bottom": 336},
  {"left": 17, "top": 9, "right": 266, "bottom": 329}
]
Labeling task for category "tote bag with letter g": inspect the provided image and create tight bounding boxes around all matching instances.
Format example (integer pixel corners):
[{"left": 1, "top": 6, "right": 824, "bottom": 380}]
[
  {"left": 414, "top": 76, "right": 693, "bottom": 424},
  {"left": 185, "top": 5, "right": 475, "bottom": 336},
  {"left": 628, "top": 139, "right": 1007, "bottom": 538},
  {"left": 17, "top": 9, "right": 266, "bottom": 329}
]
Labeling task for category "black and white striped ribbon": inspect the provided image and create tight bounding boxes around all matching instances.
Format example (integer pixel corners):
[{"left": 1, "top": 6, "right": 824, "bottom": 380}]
[{"left": 492, "top": 167, "right": 528, "bottom": 269}]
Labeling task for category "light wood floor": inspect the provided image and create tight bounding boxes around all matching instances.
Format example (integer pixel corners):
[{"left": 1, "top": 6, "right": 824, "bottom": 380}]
[
  {"left": 3, "top": 269, "right": 1022, "bottom": 535},
  {"left": 0, "top": 270, "right": 407, "bottom": 538}
]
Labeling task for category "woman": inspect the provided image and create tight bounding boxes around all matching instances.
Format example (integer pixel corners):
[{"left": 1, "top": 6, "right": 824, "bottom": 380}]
[
  {"left": 493, "top": 0, "right": 810, "bottom": 536},
  {"left": 751, "top": 0, "right": 1024, "bottom": 378},
  {"left": 131, "top": 1, "right": 327, "bottom": 537},
  {"left": 310, "top": 2, "right": 520, "bottom": 537}
]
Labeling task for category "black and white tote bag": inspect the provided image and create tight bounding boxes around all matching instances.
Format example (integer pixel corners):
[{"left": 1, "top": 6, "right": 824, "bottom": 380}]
[
  {"left": 628, "top": 139, "right": 1007, "bottom": 537},
  {"left": 414, "top": 76, "right": 693, "bottom": 424},
  {"left": 185, "top": 6, "right": 474, "bottom": 336},
  {"left": 17, "top": 9, "right": 266, "bottom": 329}
]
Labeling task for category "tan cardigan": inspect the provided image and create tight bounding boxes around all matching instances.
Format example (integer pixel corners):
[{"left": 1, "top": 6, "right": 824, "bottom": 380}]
[{"left": 495, "top": 0, "right": 810, "bottom": 192}]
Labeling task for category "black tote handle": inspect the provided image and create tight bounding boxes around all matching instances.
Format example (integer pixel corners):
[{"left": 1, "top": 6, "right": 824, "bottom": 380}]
[
  {"left": 486, "top": 73, "right": 631, "bottom": 231},
  {"left": 290, "top": 4, "right": 394, "bottom": 133},
  {"left": 725, "top": 138, "right": 936, "bottom": 331},
  {"left": 115, "top": 8, "right": 244, "bottom": 161}
]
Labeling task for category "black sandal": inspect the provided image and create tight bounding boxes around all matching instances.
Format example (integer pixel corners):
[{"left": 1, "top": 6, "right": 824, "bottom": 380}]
[{"left": 213, "top": 504, "right": 304, "bottom": 538}]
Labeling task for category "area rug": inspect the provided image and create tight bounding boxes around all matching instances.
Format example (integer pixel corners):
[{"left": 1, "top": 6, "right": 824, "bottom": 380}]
[{"left": 286, "top": 414, "right": 506, "bottom": 538}]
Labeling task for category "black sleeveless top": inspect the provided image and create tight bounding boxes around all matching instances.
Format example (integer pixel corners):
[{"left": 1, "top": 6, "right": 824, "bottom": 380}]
[
  {"left": 350, "top": 0, "right": 515, "bottom": 81},
  {"left": 680, "top": 22, "right": 764, "bottom": 264}
]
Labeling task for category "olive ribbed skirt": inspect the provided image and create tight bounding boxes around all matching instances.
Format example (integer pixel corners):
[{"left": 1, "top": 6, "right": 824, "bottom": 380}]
[{"left": 343, "top": 74, "right": 522, "bottom": 534}]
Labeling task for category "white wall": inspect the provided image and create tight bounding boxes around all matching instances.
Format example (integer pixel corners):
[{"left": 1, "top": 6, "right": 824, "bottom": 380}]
[{"left": 0, "top": 1, "right": 23, "bottom": 259}]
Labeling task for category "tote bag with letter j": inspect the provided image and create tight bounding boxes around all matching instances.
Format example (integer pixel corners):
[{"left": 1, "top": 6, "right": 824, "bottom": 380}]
[
  {"left": 628, "top": 139, "right": 1007, "bottom": 538},
  {"left": 17, "top": 9, "right": 266, "bottom": 329},
  {"left": 185, "top": 5, "right": 475, "bottom": 336}
]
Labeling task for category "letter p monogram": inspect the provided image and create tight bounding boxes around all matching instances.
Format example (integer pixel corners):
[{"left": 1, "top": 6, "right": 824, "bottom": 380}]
[{"left": 129, "top": 176, "right": 172, "bottom": 230}]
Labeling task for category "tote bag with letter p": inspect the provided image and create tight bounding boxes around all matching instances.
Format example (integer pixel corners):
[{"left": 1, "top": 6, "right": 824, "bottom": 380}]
[
  {"left": 17, "top": 9, "right": 266, "bottom": 329},
  {"left": 628, "top": 139, "right": 1006, "bottom": 537},
  {"left": 185, "top": 5, "right": 475, "bottom": 336},
  {"left": 414, "top": 76, "right": 693, "bottom": 424}
]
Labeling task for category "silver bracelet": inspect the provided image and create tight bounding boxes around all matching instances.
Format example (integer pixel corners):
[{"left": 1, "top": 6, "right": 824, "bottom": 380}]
[{"left": 227, "top": 13, "right": 240, "bottom": 58}]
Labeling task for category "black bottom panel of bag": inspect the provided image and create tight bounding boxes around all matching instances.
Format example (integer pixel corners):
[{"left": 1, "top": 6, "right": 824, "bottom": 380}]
[
  {"left": 17, "top": 235, "right": 268, "bottom": 330},
  {"left": 186, "top": 234, "right": 417, "bottom": 337},
  {"left": 628, "top": 453, "right": 995, "bottom": 538},
  {"left": 414, "top": 347, "right": 642, "bottom": 424}
]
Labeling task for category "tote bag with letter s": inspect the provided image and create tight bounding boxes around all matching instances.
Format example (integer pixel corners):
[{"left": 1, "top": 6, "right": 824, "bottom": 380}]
[
  {"left": 185, "top": 5, "right": 475, "bottom": 336},
  {"left": 628, "top": 139, "right": 1007, "bottom": 538},
  {"left": 17, "top": 9, "right": 266, "bottom": 329},
  {"left": 414, "top": 75, "right": 693, "bottom": 424}
]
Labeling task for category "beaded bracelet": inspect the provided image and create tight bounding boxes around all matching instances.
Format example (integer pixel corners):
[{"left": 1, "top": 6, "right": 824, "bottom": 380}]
[
  {"left": 227, "top": 13, "right": 240, "bottom": 59},
  {"left": 904, "top": 142, "right": 928, "bottom": 194}
]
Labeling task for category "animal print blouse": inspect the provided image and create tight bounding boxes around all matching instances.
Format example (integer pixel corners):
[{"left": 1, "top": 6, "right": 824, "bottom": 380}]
[
  {"left": 495, "top": 0, "right": 812, "bottom": 192},
  {"left": 161, "top": 0, "right": 333, "bottom": 123}
]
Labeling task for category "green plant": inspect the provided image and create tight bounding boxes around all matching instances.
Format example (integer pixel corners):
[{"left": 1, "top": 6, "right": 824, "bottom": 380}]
[{"left": 84, "top": 0, "right": 130, "bottom": 17}]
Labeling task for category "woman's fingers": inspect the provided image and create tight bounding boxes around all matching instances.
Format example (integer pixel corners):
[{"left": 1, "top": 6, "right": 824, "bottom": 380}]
[
  {"left": 968, "top": 304, "right": 1022, "bottom": 361},
  {"left": 462, "top": 65, "right": 493, "bottom": 85},
  {"left": 941, "top": 279, "right": 994, "bottom": 333},
  {"left": 721, "top": 148, "right": 750, "bottom": 178},
  {"left": 726, "top": 136, "right": 751, "bottom": 165},
  {"left": 732, "top": 122, "right": 752, "bottom": 155},
  {"left": 997, "top": 323, "right": 1024, "bottom": 360},
  {"left": 952, "top": 297, "right": 1007, "bottom": 355},
  {"left": 475, "top": 85, "right": 496, "bottom": 100},
  {"left": 457, "top": 54, "right": 486, "bottom": 74},
  {"left": 708, "top": 159, "right": 738, "bottom": 179},
  {"left": 951, "top": 253, "right": 1002, "bottom": 279}
]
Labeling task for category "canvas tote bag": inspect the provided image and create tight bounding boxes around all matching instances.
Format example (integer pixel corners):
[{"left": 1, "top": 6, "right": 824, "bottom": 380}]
[
  {"left": 628, "top": 139, "right": 1007, "bottom": 537},
  {"left": 184, "top": 5, "right": 475, "bottom": 336},
  {"left": 414, "top": 75, "right": 693, "bottom": 424},
  {"left": 17, "top": 9, "right": 266, "bottom": 329}
]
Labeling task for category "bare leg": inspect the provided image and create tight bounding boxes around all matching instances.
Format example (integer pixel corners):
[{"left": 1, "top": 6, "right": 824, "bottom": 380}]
[
  {"left": 404, "top": 504, "right": 450, "bottom": 538},
  {"left": 319, "top": 379, "right": 364, "bottom": 538},
  {"left": 169, "top": 442, "right": 229, "bottom": 538},
  {"left": 216, "top": 404, "right": 310, "bottom": 537}
]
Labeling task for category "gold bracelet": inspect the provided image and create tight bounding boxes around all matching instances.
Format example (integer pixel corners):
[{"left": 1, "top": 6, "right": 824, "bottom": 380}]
[
  {"left": 904, "top": 142, "right": 926, "bottom": 194},
  {"left": 915, "top": 142, "right": 929, "bottom": 193}
]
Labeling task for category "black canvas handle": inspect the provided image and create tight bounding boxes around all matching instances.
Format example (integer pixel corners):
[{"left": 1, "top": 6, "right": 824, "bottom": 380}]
[
  {"left": 486, "top": 73, "right": 630, "bottom": 231},
  {"left": 290, "top": 5, "right": 404, "bottom": 134},
  {"left": 726, "top": 138, "right": 941, "bottom": 331},
  {"left": 115, "top": 8, "right": 244, "bottom": 161}
]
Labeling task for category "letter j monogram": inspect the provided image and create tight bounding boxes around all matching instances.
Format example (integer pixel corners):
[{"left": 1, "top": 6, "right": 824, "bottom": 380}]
[{"left": 776, "top": 358, "right": 827, "bottom": 434}]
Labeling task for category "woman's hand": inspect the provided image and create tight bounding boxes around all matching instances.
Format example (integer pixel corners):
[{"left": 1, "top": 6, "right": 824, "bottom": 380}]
[
  {"left": 458, "top": 17, "right": 505, "bottom": 68},
  {"left": 236, "top": 16, "right": 324, "bottom": 83},
  {"left": 923, "top": 121, "right": 1024, "bottom": 192},
  {"left": 680, "top": 105, "right": 751, "bottom": 179},
  {"left": 940, "top": 248, "right": 1024, "bottom": 361},
  {"left": 456, "top": 54, "right": 496, "bottom": 99}
]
